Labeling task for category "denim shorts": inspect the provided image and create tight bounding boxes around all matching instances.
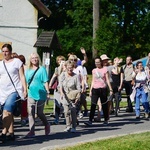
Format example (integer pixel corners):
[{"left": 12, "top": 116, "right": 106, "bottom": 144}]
[{"left": 2, "top": 92, "right": 18, "bottom": 113}]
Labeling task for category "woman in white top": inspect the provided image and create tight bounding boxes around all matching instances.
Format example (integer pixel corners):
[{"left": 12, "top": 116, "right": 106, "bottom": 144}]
[
  {"left": 0, "top": 44, "right": 27, "bottom": 143},
  {"left": 132, "top": 61, "right": 150, "bottom": 119}
]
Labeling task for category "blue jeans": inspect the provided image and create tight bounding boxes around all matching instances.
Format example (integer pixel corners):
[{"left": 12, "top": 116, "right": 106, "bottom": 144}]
[
  {"left": 135, "top": 87, "right": 149, "bottom": 116},
  {"left": 3, "top": 92, "right": 18, "bottom": 113}
]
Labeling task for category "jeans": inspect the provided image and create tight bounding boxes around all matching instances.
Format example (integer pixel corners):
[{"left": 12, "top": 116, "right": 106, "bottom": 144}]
[
  {"left": 135, "top": 87, "right": 149, "bottom": 116},
  {"left": 3, "top": 92, "right": 18, "bottom": 113}
]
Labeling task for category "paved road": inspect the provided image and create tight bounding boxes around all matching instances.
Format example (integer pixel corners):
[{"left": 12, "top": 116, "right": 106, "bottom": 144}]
[{"left": 0, "top": 108, "right": 150, "bottom": 150}]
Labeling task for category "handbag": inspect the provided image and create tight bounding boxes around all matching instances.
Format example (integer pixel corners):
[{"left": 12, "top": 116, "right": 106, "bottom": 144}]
[
  {"left": 66, "top": 90, "right": 81, "bottom": 102},
  {"left": 3, "top": 61, "right": 22, "bottom": 117},
  {"left": 51, "top": 76, "right": 58, "bottom": 89}
]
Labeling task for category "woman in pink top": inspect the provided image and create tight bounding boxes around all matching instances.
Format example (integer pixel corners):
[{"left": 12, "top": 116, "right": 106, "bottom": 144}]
[{"left": 84, "top": 57, "right": 113, "bottom": 126}]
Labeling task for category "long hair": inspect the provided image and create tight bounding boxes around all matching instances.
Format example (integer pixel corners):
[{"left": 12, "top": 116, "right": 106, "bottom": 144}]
[{"left": 27, "top": 53, "right": 42, "bottom": 69}]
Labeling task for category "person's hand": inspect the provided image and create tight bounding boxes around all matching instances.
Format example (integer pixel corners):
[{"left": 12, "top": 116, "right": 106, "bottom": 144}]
[
  {"left": 23, "top": 91, "right": 27, "bottom": 99},
  {"left": 118, "top": 86, "right": 122, "bottom": 91},
  {"left": 74, "top": 99, "right": 78, "bottom": 104},
  {"left": 47, "top": 93, "right": 50, "bottom": 100},
  {"left": 49, "top": 85, "right": 52, "bottom": 89},
  {"left": 80, "top": 47, "right": 86, "bottom": 54},
  {"left": 110, "top": 90, "right": 113, "bottom": 95}
]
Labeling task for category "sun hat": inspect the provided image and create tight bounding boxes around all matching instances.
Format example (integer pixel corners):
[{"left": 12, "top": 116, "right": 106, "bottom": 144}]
[{"left": 100, "top": 54, "right": 110, "bottom": 60}]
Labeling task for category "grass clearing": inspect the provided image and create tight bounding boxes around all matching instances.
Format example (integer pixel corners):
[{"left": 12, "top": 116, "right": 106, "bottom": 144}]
[{"left": 57, "top": 132, "right": 150, "bottom": 150}]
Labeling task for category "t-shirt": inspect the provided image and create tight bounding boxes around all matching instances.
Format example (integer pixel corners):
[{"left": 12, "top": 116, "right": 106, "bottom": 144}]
[
  {"left": 25, "top": 66, "right": 48, "bottom": 101},
  {"left": 123, "top": 64, "right": 134, "bottom": 81},
  {"left": 92, "top": 67, "right": 107, "bottom": 89},
  {"left": 73, "top": 65, "right": 85, "bottom": 83},
  {"left": 0, "top": 58, "right": 23, "bottom": 105},
  {"left": 132, "top": 71, "right": 147, "bottom": 83}
]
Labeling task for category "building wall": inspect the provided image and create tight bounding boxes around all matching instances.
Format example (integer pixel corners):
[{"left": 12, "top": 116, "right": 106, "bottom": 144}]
[{"left": 0, "top": 0, "right": 38, "bottom": 60}]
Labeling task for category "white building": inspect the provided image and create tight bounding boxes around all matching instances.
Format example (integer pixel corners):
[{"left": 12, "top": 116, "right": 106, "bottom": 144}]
[{"left": 0, "top": 0, "right": 51, "bottom": 60}]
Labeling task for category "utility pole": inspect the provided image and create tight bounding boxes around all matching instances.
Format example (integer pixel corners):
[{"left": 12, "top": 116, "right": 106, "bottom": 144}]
[{"left": 93, "top": 0, "right": 99, "bottom": 58}]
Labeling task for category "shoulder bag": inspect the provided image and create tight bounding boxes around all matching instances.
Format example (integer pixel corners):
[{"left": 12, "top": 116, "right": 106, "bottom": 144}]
[{"left": 28, "top": 67, "right": 39, "bottom": 89}]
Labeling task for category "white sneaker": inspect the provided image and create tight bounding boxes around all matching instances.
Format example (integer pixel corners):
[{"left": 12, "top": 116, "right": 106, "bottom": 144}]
[
  {"left": 70, "top": 128, "right": 76, "bottom": 133},
  {"left": 79, "top": 112, "right": 83, "bottom": 119},
  {"left": 64, "top": 126, "right": 71, "bottom": 132}
]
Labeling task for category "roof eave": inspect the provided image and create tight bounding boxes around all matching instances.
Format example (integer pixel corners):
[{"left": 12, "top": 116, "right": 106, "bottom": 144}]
[{"left": 29, "top": 0, "right": 51, "bottom": 17}]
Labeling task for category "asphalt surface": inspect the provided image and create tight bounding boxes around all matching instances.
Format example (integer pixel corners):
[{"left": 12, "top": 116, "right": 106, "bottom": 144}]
[{"left": 0, "top": 105, "right": 150, "bottom": 150}]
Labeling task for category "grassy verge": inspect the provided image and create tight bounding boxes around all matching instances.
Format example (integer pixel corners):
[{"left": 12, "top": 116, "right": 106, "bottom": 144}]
[
  {"left": 44, "top": 99, "right": 128, "bottom": 114},
  {"left": 57, "top": 132, "right": 150, "bottom": 150}
]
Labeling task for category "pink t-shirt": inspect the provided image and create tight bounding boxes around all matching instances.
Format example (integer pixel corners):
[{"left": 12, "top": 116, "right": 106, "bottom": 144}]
[{"left": 92, "top": 67, "right": 108, "bottom": 89}]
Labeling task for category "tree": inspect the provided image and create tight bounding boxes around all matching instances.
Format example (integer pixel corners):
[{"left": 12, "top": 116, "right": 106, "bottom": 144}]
[
  {"left": 93, "top": 0, "right": 99, "bottom": 58},
  {"left": 95, "top": 0, "right": 150, "bottom": 61},
  {"left": 40, "top": 0, "right": 150, "bottom": 64},
  {"left": 56, "top": 0, "right": 93, "bottom": 59}
]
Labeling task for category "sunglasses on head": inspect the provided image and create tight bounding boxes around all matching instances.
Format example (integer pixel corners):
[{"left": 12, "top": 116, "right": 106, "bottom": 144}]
[{"left": 69, "top": 59, "right": 77, "bottom": 61}]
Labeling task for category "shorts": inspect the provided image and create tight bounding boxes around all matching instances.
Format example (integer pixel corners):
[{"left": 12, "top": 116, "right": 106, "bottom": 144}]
[{"left": 2, "top": 92, "right": 18, "bottom": 113}]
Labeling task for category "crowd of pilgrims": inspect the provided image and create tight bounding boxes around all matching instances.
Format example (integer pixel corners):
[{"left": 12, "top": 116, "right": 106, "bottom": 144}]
[{"left": 0, "top": 44, "right": 150, "bottom": 143}]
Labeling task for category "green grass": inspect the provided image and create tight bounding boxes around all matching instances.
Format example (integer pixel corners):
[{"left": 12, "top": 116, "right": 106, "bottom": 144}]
[
  {"left": 44, "top": 100, "right": 54, "bottom": 113},
  {"left": 57, "top": 132, "right": 150, "bottom": 150},
  {"left": 44, "top": 99, "right": 128, "bottom": 114}
]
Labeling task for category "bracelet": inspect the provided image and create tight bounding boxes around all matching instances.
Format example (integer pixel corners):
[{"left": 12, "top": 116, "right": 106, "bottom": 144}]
[{"left": 110, "top": 90, "right": 113, "bottom": 92}]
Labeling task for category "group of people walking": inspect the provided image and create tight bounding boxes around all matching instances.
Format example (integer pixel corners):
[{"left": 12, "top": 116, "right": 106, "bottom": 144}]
[{"left": 0, "top": 43, "right": 150, "bottom": 144}]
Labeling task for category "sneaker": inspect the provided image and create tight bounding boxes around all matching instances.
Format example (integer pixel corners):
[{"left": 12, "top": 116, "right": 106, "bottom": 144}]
[
  {"left": 94, "top": 118, "right": 101, "bottom": 122},
  {"left": 103, "top": 120, "right": 109, "bottom": 126},
  {"left": 51, "top": 119, "right": 59, "bottom": 125},
  {"left": 25, "top": 131, "right": 35, "bottom": 138},
  {"left": 144, "top": 113, "right": 149, "bottom": 120},
  {"left": 0, "top": 134, "right": 6, "bottom": 143},
  {"left": 83, "top": 110, "right": 88, "bottom": 117},
  {"left": 45, "top": 124, "right": 50, "bottom": 135},
  {"left": 21, "top": 119, "right": 28, "bottom": 126},
  {"left": 79, "top": 112, "right": 83, "bottom": 119},
  {"left": 64, "top": 126, "right": 71, "bottom": 132},
  {"left": 110, "top": 109, "right": 114, "bottom": 114},
  {"left": 136, "top": 116, "right": 140, "bottom": 119},
  {"left": 6, "top": 134, "right": 15, "bottom": 141},
  {"left": 126, "top": 108, "right": 133, "bottom": 112},
  {"left": 84, "top": 121, "right": 92, "bottom": 126},
  {"left": 115, "top": 109, "right": 119, "bottom": 117},
  {"left": 70, "top": 128, "right": 76, "bottom": 133}
]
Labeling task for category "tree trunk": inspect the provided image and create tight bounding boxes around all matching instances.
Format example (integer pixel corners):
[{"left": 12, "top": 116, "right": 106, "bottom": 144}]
[{"left": 93, "top": 0, "right": 99, "bottom": 58}]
